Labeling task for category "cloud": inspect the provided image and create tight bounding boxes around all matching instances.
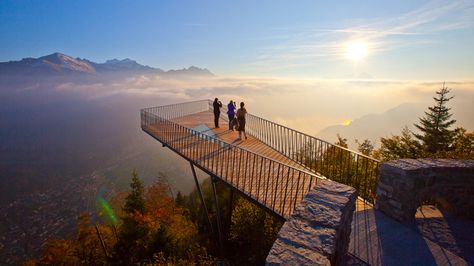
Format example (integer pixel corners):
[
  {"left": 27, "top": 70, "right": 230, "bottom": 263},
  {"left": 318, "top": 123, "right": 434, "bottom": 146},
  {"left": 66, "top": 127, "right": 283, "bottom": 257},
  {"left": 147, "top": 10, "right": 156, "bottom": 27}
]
[
  {"left": 250, "top": 0, "right": 474, "bottom": 73},
  {"left": 51, "top": 73, "right": 474, "bottom": 134}
]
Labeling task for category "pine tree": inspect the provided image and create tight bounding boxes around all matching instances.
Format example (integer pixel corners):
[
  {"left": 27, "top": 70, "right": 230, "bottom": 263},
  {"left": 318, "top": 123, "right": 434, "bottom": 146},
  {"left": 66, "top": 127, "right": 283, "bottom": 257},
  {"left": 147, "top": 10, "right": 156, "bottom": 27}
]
[
  {"left": 414, "top": 83, "right": 456, "bottom": 153},
  {"left": 175, "top": 191, "right": 185, "bottom": 207},
  {"left": 123, "top": 170, "right": 146, "bottom": 215},
  {"left": 112, "top": 171, "right": 148, "bottom": 264}
]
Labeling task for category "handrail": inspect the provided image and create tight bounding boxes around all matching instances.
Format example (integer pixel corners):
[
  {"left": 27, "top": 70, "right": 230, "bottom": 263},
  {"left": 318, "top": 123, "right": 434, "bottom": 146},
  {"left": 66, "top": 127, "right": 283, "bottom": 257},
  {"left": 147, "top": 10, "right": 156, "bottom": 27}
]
[
  {"left": 248, "top": 113, "right": 379, "bottom": 161},
  {"left": 141, "top": 105, "right": 321, "bottom": 219}
]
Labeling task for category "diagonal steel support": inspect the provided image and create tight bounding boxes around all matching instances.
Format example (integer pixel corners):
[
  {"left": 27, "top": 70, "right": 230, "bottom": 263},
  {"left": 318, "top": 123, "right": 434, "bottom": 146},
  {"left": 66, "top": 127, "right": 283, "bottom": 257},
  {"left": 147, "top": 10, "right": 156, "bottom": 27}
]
[
  {"left": 227, "top": 189, "right": 234, "bottom": 236},
  {"left": 211, "top": 176, "right": 224, "bottom": 254},
  {"left": 189, "top": 162, "right": 215, "bottom": 238}
]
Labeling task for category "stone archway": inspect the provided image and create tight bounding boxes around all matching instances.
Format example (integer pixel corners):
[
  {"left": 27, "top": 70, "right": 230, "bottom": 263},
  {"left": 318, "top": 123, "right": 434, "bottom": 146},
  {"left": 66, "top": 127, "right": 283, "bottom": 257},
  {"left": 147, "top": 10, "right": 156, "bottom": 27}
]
[{"left": 375, "top": 159, "right": 474, "bottom": 222}]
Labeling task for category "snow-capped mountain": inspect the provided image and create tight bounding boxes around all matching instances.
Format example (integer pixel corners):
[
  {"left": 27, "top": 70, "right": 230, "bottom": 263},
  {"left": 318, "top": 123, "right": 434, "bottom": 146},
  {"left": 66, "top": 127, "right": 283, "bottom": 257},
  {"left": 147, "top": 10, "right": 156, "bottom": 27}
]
[
  {"left": 39, "top": 53, "right": 96, "bottom": 73},
  {"left": 0, "top": 53, "right": 94, "bottom": 76}
]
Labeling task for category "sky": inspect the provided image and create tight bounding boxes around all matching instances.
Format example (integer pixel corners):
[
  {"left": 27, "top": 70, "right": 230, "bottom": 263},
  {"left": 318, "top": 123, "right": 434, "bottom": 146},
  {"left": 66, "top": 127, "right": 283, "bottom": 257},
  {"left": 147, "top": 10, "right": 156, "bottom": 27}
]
[{"left": 1, "top": 0, "right": 473, "bottom": 80}]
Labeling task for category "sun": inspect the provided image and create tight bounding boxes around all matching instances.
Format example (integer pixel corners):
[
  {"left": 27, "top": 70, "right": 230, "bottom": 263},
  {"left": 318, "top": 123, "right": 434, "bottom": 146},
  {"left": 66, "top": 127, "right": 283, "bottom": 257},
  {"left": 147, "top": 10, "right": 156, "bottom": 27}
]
[
  {"left": 345, "top": 40, "right": 368, "bottom": 61},
  {"left": 343, "top": 119, "right": 352, "bottom": 126}
]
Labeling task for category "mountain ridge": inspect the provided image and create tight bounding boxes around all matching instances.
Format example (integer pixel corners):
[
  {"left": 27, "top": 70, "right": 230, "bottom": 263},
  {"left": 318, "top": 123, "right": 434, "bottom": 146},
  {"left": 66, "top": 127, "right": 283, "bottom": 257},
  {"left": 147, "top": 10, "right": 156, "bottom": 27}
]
[
  {"left": 316, "top": 103, "right": 425, "bottom": 148},
  {"left": 0, "top": 52, "right": 214, "bottom": 77}
]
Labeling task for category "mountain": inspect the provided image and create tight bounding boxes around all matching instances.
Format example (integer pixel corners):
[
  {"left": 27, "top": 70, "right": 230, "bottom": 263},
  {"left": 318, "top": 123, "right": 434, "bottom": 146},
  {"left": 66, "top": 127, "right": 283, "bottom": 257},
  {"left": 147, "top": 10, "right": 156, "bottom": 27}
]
[
  {"left": 0, "top": 53, "right": 96, "bottom": 76},
  {"left": 39, "top": 53, "right": 96, "bottom": 73},
  {"left": 0, "top": 52, "right": 213, "bottom": 77},
  {"left": 316, "top": 103, "right": 425, "bottom": 148},
  {"left": 165, "top": 66, "right": 214, "bottom": 77},
  {"left": 87, "top": 58, "right": 161, "bottom": 73}
]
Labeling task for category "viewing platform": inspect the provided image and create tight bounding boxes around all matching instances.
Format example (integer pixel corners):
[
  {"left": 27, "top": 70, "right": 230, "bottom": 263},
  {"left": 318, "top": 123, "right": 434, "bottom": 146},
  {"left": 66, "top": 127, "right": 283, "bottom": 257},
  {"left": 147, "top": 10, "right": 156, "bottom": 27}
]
[
  {"left": 141, "top": 100, "right": 379, "bottom": 220},
  {"left": 141, "top": 100, "right": 474, "bottom": 265}
]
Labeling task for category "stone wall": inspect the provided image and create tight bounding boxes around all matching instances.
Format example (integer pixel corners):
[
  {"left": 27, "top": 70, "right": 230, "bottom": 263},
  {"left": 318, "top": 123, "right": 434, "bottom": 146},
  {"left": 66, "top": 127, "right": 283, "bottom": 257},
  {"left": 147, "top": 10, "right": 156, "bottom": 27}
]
[
  {"left": 265, "top": 179, "right": 357, "bottom": 266},
  {"left": 376, "top": 159, "right": 474, "bottom": 222}
]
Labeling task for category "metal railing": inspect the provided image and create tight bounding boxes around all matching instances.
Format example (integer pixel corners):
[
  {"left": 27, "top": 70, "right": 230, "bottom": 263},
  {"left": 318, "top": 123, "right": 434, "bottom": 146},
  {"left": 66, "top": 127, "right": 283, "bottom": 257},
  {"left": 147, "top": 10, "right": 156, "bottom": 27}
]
[
  {"left": 245, "top": 114, "right": 380, "bottom": 203},
  {"left": 141, "top": 101, "right": 320, "bottom": 219},
  {"left": 216, "top": 100, "right": 380, "bottom": 203},
  {"left": 141, "top": 100, "right": 210, "bottom": 121}
]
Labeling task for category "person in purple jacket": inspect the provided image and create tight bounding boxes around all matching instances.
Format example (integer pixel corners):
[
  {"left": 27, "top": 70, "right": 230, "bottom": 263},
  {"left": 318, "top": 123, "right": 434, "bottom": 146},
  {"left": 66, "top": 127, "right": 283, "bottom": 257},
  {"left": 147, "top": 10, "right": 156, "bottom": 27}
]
[{"left": 227, "top": 100, "right": 236, "bottom": 130}]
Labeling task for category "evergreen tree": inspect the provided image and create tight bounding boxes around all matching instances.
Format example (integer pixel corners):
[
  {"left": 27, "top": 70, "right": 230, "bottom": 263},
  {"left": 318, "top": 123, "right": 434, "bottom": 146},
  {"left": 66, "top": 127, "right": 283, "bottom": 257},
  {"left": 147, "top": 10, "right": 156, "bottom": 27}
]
[
  {"left": 112, "top": 171, "right": 148, "bottom": 264},
  {"left": 414, "top": 83, "right": 456, "bottom": 153},
  {"left": 229, "top": 197, "right": 282, "bottom": 265},
  {"left": 175, "top": 191, "right": 185, "bottom": 207},
  {"left": 123, "top": 170, "right": 146, "bottom": 215}
]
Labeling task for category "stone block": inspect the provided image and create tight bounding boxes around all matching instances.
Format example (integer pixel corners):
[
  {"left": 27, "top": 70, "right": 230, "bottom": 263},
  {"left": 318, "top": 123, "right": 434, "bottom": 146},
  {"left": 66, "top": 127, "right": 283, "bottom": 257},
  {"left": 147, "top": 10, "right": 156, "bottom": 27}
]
[
  {"left": 377, "top": 182, "right": 394, "bottom": 194},
  {"left": 266, "top": 239, "right": 331, "bottom": 266},
  {"left": 266, "top": 179, "right": 356, "bottom": 266}
]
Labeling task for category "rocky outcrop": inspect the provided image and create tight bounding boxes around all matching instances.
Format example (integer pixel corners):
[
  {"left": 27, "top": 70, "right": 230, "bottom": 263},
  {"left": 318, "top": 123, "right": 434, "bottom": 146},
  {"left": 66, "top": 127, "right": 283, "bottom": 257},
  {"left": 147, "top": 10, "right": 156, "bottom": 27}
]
[
  {"left": 266, "top": 179, "right": 357, "bottom": 266},
  {"left": 376, "top": 159, "right": 474, "bottom": 222}
]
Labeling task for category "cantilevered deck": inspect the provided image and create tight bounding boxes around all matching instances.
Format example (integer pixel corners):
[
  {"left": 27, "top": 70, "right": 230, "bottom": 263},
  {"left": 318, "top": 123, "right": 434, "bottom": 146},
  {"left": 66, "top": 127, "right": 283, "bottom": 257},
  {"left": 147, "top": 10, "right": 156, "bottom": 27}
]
[
  {"left": 142, "top": 110, "right": 319, "bottom": 218},
  {"left": 141, "top": 99, "right": 380, "bottom": 219}
]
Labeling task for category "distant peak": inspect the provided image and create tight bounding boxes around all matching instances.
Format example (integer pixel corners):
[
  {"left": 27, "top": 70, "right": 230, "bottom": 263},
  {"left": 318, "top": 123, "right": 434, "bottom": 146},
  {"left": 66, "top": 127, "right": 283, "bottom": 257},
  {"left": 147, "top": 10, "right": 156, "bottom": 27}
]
[
  {"left": 39, "top": 52, "right": 70, "bottom": 60},
  {"left": 48, "top": 52, "right": 65, "bottom": 56},
  {"left": 105, "top": 58, "right": 138, "bottom": 64},
  {"left": 105, "top": 59, "right": 120, "bottom": 64},
  {"left": 35, "top": 52, "right": 96, "bottom": 73}
]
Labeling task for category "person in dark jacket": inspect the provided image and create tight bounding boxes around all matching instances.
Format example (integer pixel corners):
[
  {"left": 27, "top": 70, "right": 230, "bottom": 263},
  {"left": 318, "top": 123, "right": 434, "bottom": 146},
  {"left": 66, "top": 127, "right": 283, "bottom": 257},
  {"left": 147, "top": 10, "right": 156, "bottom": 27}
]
[
  {"left": 213, "top": 98, "right": 222, "bottom": 128},
  {"left": 236, "top": 102, "right": 247, "bottom": 140},
  {"left": 227, "top": 100, "right": 236, "bottom": 130}
]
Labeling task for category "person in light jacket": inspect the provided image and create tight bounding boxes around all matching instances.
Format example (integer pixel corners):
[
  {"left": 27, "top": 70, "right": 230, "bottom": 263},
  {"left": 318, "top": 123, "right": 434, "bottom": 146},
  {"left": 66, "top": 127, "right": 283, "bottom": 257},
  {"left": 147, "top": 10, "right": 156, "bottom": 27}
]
[{"left": 236, "top": 102, "right": 247, "bottom": 140}]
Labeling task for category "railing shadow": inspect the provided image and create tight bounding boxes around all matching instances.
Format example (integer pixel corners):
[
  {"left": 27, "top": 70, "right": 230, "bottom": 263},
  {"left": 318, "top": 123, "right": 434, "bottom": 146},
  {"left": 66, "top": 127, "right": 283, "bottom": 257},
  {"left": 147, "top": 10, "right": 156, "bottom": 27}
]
[
  {"left": 416, "top": 206, "right": 474, "bottom": 265},
  {"left": 349, "top": 203, "right": 472, "bottom": 265}
]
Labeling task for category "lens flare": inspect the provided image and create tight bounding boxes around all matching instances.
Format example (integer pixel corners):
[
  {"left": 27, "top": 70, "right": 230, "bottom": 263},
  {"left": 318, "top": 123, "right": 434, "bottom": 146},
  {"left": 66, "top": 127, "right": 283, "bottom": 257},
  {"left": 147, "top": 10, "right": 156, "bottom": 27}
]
[{"left": 97, "top": 196, "right": 118, "bottom": 226}]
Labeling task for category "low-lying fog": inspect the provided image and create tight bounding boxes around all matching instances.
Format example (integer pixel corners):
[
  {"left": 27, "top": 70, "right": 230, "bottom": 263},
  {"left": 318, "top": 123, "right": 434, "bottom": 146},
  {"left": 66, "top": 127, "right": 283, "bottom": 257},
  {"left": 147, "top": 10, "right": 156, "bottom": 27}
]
[{"left": 1, "top": 73, "right": 473, "bottom": 204}]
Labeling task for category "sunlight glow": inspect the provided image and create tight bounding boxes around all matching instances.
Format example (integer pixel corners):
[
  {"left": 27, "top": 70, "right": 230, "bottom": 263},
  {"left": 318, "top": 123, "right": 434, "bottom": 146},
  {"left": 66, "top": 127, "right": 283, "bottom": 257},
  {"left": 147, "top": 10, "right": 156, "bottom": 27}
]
[
  {"left": 345, "top": 41, "right": 368, "bottom": 61},
  {"left": 343, "top": 119, "right": 352, "bottom": 126}
]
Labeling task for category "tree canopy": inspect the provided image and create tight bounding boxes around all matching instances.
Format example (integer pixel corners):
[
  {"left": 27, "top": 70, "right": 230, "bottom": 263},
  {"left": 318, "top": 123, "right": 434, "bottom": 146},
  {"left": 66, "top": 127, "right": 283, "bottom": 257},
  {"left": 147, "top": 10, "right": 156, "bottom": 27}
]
[
  {"left": 414, "top": 83, "right": 456, "bottom": 153},
  {"left": 375, "top": 84, "right": 473, "bottom": 161}
]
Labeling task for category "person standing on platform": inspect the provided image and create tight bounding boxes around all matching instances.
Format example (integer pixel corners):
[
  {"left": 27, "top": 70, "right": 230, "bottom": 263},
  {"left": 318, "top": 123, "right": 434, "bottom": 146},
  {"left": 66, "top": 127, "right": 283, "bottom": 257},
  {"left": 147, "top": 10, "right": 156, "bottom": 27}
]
[
  {"left": 236, "top": 102, "right": 248, "bottom": 140},
  {"left": 213, "top": 98, "right": 222, "bottom": 128},
  {"left": 227, "top": 100, "right": 236, "bottom": 130}
]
